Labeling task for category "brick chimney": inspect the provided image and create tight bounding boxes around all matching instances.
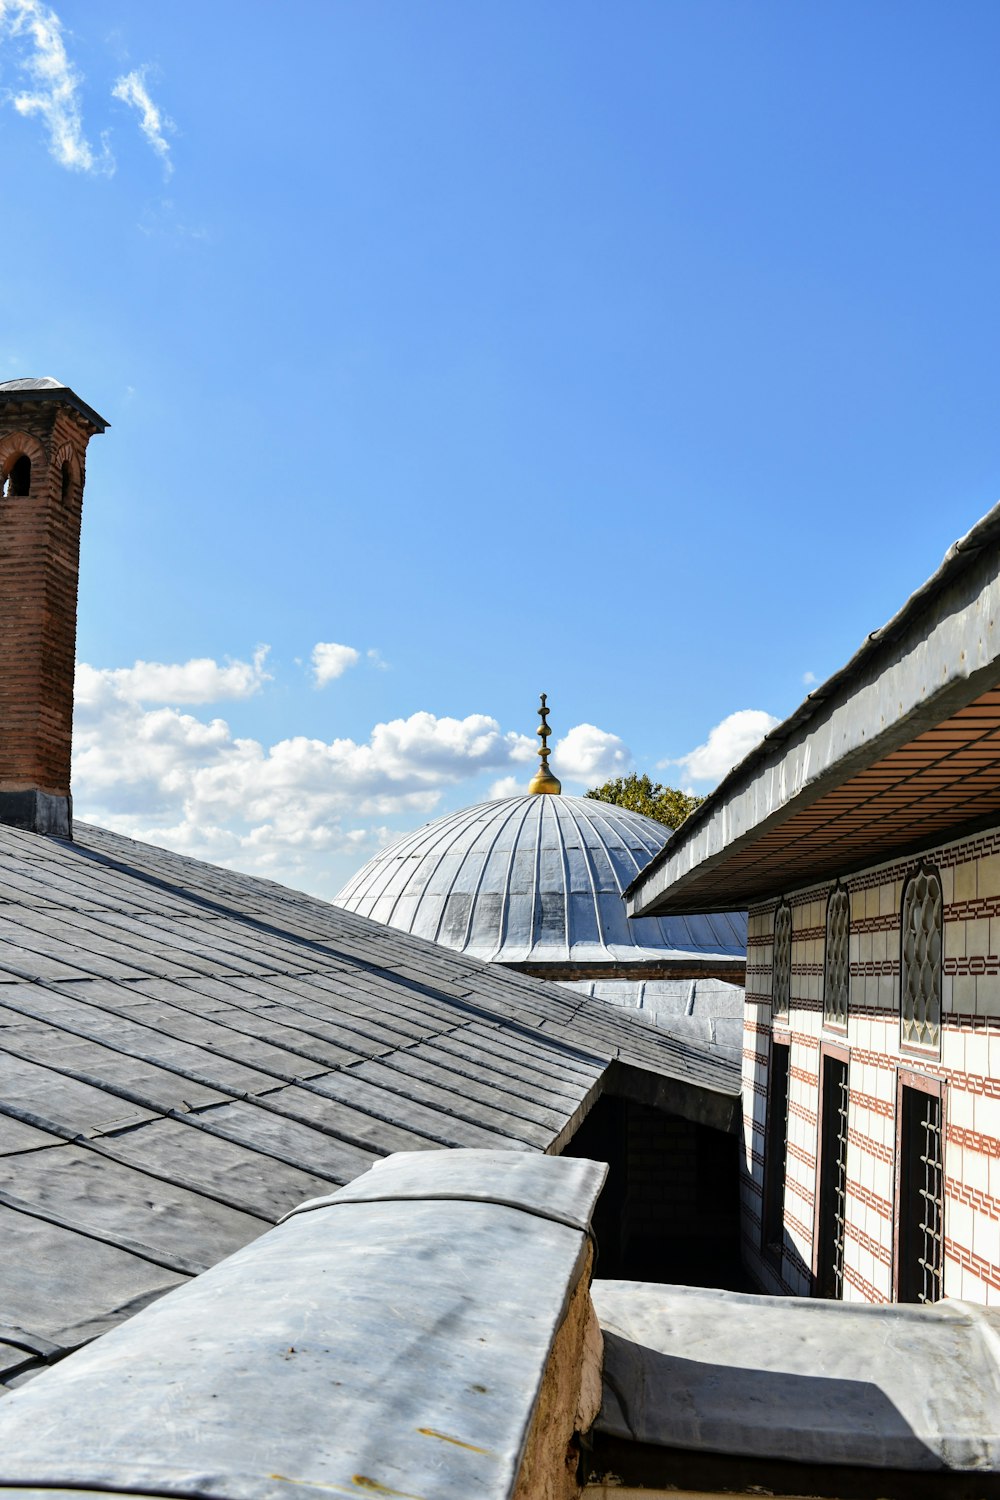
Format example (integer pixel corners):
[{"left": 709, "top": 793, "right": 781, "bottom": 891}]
[{"left": 0, "top": 378, "right": 108, "bottom": 839}]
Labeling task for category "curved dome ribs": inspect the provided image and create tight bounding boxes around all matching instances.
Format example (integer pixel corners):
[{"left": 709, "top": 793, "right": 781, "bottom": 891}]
[
  {"left": 335, "top": 794, "right": 745, "bottom": 971},
  {"left": 583, "top": 800, "right": 665, "bottom": 869},
  {"left": 494, "top": 796, "right": 539, "bottom": 961},
  {"left": 530, "top": 795, "right": 572, "bottom": 954},
  {"left": 458, "top": 798, "right": 529, "bottom": 958},
  {"left": 560, "top": 796, "right": 614, "bottom": 955},
  {"left": 550, "top": 797, "right": 572, "bottom": 954},
  {"left": 349, "top": 805, "right": 459, "bottom": 925},
  {"left": 568, "top": 798, "right": 652, "bottom": 952},
  {"left": 407, "top": 805, "right": 477, "bottom": 949},
  {"left": 333, "top": 791, "right": 746, "bottom": 1063},
  {"left": 341, "top": 799, "right": 483, "bottom": 940}
]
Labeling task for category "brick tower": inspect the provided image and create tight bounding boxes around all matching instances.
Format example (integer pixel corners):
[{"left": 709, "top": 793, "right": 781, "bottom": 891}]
[{"left": 0, "top": 378, "right": 108, "bottom": 838}]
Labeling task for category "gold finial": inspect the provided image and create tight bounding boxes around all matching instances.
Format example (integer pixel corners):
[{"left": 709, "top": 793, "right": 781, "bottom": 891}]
[{"left": 528, "top": 692, "right": 562, "bottom": 796}]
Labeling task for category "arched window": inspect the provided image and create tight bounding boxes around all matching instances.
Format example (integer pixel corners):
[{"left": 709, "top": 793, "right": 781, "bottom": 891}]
[
  {"left": 824, "top": 887, "right": 850, "bottom": 1028},
  {"left": 900, "top": 867, "right": 942, "bottom": 1050},
  {"left": 772, "top": 902, "right": 792, "bottom": 1017},
  {"left": 4, "top": 454, "right": 31, "bottom": 497},
  {"left": 60, "top": 460, "right": 72, "bottom": 502}
]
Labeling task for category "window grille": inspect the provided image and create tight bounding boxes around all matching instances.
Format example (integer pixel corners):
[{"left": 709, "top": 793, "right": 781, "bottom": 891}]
[
  {"left": 816, "top": 1055, "right": 849, "bottom": 1298},
  {"left": 898, "top": 1086, "right": 944, "bottom": 1304},
  {"left": 762, "top": 1039, "right": 790, "bottom": 1256},
  {"left": 824, "top": 888, "right": 850, "bottom": 1027},
  {"left": 772, "top": 903, "right": 792, "bottom": 1017},
  {"left": 900, "top": 869, "right": 942, "bottom": 1049}
]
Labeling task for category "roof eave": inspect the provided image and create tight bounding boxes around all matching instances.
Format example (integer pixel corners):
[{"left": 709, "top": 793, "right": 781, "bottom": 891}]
[
  {"left": 628, "top": 500, "right": 1000, "bottom": 916},
  {"left": 0, "top": 384, "right": 109, "bottom": 432}
]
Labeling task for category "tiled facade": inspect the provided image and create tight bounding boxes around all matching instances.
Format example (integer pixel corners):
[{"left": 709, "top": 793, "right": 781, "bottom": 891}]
[{"left": 742, "top": 826, "right": 1000, "bottom": 1304}]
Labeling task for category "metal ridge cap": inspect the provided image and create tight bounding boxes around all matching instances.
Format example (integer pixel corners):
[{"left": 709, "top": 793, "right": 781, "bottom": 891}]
[
  {"left": 278, "top": 1186, "right": 604, "bottom": 1235},
  {"left": 277, "top": 1150, "right": 609, "bottom": 1235}
]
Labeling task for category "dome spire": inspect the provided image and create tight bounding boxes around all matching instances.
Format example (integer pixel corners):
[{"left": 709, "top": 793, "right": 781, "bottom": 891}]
[{"left": 528, "top": 693, "right": 562, "bottom": 796}]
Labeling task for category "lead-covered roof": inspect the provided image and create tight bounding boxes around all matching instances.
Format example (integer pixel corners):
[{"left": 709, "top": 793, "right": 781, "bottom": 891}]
[
  {"left": 0, "top": 819, "right": 737, "bottom": 1387},
  {"left": 336, "top": 795, "right": 746, "bottom": 966}
]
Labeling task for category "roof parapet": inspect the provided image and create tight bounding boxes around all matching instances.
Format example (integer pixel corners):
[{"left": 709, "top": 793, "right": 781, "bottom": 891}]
[{"left": 0, "top": 1150, "right": 607, "bottom": 1500}]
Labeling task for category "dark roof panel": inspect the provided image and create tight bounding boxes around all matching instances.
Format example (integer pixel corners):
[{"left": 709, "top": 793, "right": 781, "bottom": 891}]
[{"left": 0, "top": 819, "right": 739, "bottom": 1379}]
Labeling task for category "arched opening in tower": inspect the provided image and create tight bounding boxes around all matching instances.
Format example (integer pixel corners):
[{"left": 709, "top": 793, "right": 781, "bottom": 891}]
[{"left": 4, "top": 454, "right": 31, "bottom": 497}]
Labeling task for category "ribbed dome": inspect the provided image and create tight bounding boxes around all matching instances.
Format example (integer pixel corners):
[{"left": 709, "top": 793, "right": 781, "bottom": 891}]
[{"left": 335, "top": 795, "right": 745, "bottom": 967}]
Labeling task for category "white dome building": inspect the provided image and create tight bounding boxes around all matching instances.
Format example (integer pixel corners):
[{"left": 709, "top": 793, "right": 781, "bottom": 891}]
[{"left": 336, "top": 700, "right": 747, "bottom": 1058}]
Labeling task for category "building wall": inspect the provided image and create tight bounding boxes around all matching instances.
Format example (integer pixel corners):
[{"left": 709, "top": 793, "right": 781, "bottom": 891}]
[
  {"left": 565, "top": 1094, "right": 745, "bottom": 1289},
  {"left": 741, "top": 826, "right": 1000, "bottom": 1304}
]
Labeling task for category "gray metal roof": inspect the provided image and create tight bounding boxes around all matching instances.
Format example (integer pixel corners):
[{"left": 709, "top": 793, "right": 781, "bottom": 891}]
[
  {"left": 0, "top": 378, "right": 66, "bottom": 392},
  {"left": 0, "top": 819, "right": 738, "bottom": 1384},
  {"left": 0, "top": 377, "right": 109, "bottom": 432},
  {"left": 561, "top": 976, "right": 744, "bottom": 1062},
  {"left": 0, "top": 1151, "right": 605, "bottom": 1500},
  {"left": 593, "top": 1279, "right": 1000, "bottom": 1473},
  {"left": 336, "top": 795, "right": 746, "bottom": 967}
]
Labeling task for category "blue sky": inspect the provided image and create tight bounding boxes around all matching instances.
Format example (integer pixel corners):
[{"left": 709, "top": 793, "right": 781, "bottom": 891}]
[{"left": 4, "top": 1, "right": 1000, "bottom": 895}]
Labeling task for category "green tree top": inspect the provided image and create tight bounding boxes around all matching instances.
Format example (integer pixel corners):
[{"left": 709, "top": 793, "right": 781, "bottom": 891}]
[{"left": 585, "top": 772, "right": 704, "bottom": 831}]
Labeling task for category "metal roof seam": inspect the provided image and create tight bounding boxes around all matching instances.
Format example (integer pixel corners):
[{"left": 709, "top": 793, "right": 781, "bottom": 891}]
[
  {"left": 363, "top": 1053, "right": 554, "bottom": 1145},
  {"left": 280, "top": 1191, "right": 605, "bottom": 1243},
  {"left": 0, "top": 1186, "right": 205, "bottom": 1279},
  {"left": 458, "top": 798, "right": 529, "bottom": 955},
  {"left": 0, "top": 973, "right": 361, "bottom": 1098},
  {"left": 493, "top": 796, "right": 537, "bottom": 961},
  {"left": 560, "top": 797, "right": 613, "bottom": 953},
  {"left": 72, "top": 1132, "right": 278, "bottom": 1225}
]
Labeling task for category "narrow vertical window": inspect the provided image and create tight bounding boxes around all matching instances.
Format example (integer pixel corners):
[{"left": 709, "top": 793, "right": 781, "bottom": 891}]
[
  {"left": 824, "top": 888, "right": 850, "bottom": 1028},
  {"left": 816, "top": 1054, "right": 849, "bottom": 1298},
  {"left": 772, "top": 902, "right": 792, "bottom": 1017},
  {"left": 3, "top": 454, "right": 30, "bottom": 497},
  {"left": 900, "top": 868, "right": 942, "bottom": 1050},
  {"left": 762, "top": 1039, "right": 791, "bottom": 1257},
  {"left": 60, "top": 461, "right": 72, "bottom": 502},
  {"left": 897, "top": 1083, "right": 944, "bottom": 1304}
]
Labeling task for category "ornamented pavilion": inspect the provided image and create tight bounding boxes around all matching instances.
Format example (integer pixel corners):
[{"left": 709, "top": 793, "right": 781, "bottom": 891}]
[
  {"left": 3, "top": 380, "right": 1000, "bottom": 1500},
  {"left": 336, "top": 695, "right": 747, "bottom": 1061},
  {"left": 627, "top": 502, "right": 1000, "bottom": 1309}
]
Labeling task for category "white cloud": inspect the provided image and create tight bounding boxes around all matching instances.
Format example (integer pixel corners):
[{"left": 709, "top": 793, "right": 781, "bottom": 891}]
[
  {"left": 552, "top": 724, "right": 631, "bottom": 785},
  {"left": 803, "top": 670, "right": 818, "bottom": 686},
  {"left": 311, "top": 641, "right": 360, "bottom": 687},
  {"left": 489, "top": 775, "right": 527, "bottom": 800},
  {"left": 72, "top": 669, "right": 541, "bottom": 895},
  {"left": 664, "top": 708, "right": 780, "bottom": 785},
  {"left": 111, "top": 67, "right": 172, "bottom": 177},
  {"left": 1, "top": 0, "right": 113, "bottom": 173},
  {"left": 71, "top": 653, "right": 637, "bottom": 895},
  {"left": 76, "top": 647, "right": 270, "bottom": 706}
]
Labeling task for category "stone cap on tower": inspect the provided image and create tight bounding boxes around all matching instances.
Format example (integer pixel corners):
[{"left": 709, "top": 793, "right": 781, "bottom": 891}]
[{"left": 0, "top": 377, "right": 109, "bottom": 432}]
